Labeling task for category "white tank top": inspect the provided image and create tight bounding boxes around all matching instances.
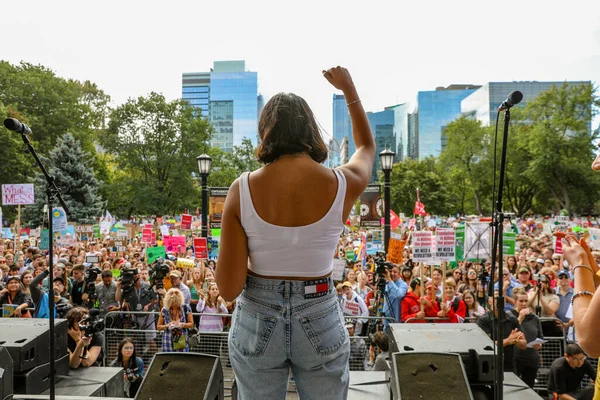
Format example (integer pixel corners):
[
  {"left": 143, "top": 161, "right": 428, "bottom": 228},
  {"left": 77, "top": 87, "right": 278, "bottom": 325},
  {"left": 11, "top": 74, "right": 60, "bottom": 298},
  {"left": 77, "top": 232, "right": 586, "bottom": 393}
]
[{"left": 239, "top": 169, "right": 347, "bottom": 278}]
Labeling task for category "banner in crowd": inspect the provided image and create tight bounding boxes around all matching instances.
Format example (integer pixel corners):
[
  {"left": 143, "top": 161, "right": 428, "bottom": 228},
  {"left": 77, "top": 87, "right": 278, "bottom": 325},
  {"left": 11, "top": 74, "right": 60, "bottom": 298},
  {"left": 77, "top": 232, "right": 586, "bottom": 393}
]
[
  {"left": 332, "top": 259, "right": 346, "bottom": 281},
  {"left": 193, "top": 237, "right": 208, "bottom": 259},
  {"left": 464, "top": 222, "right": 492, "bottom": 261},
  {"left": 589, "top": 228, "right": 600, "bottom": 250},
  {"left": 359, "top": 185, "right": 382, "bottom": 228},
  {"left": 75, "top": 225, "right": 94, "bottom": 241},
  {"left": 209, "top": 188, "right": 229, "bottom": 229},
  {"left": 412, "top": 231, "right": 435, "bottom": 264},
  {"left": 1, "top": 228, "right": 12, "bottom": 240},
  {"left": 1, "top": 184, "right": 35, "bottom": 205},
  {"left": 177, "top": 258, "right": 194, "bottom": 269},
  {"left": 163, "top": 235, "right": 186, "bottom": 253},
  {"left": 435, "top": 228, "right": 456, "bottom": 262},
  {"left": 142, "top": 227, "right": 152, "bottom": 243},
  {"left": 555, "top": 216, "right": 569, "bottom": 231},
  {"left": 502, "top": 232, "right": 517, "bottom": 256}
]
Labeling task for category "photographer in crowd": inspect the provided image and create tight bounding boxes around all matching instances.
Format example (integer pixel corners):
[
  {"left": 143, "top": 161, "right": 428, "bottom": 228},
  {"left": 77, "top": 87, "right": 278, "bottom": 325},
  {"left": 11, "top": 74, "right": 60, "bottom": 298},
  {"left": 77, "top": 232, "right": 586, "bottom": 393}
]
[
  {"left": 109, "top": 338, "right": 144, "bottom": 398},
  {"left": 66, "top": 307, "right": 104, "bottom": 368}
]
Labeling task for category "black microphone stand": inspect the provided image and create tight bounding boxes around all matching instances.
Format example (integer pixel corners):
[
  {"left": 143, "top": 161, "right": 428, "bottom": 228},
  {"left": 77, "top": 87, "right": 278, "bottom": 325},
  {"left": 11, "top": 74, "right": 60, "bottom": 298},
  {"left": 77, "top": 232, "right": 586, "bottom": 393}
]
[
  {"left": 17, "top": 131, "right": 69, "bottom": 400},
  {"left": 490, "top": 108, "right": 512, "bottom": 400}
]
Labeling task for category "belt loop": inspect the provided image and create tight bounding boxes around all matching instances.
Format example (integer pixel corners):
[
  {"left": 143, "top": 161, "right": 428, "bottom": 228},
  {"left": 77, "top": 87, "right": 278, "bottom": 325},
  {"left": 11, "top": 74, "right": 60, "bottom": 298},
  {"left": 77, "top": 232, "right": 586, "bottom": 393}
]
[{"left": 285, "top": 281, "right": 291, "bottom": 300}]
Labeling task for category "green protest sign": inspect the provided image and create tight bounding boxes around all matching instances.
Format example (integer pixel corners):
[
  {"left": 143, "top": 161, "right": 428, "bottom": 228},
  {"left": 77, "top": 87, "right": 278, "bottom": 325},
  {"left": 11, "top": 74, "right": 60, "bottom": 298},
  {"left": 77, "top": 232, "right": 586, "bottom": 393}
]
[
  {"left": 346, "top": 249, "right": 355, "bottom": 261},
  {"left": 146, "top": 246, "right": 166, "bottom": 265},
  {"left": 455, "top": 225, "right": 465, "bottom": 261},
  {"left": 211, "top": 228, "right": 222, "bottom": 238},
  {"left": 40, "top": 229, "right": 49, "bottom": 250},
  {"left": 502, "top": 232, "right": 516, "bottom": 256}
]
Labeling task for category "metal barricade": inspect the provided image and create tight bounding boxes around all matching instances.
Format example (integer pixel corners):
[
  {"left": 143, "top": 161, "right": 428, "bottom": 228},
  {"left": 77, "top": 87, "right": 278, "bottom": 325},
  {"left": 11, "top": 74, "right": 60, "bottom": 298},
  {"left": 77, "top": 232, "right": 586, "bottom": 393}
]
[
  {"left": 403, "top": 316, "right": 451, "bottom": 323},
  {"left": 533, "top": 317, "right": 568, "bottom": 393},
  {"left": 102, "top": 310, "right": 234, "bottom": 389},
  {"left": 344, "top": 316, "right": 396, "bottom": 372}
]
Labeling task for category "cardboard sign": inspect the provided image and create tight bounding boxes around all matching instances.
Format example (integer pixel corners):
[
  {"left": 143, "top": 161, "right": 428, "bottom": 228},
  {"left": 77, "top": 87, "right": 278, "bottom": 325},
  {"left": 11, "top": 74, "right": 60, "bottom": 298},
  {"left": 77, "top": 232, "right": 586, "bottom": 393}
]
[
  {"left": 163, "top": 235, "right": 186, "bottom": 253},
  {"left": 386, "top": 234, "right": 405, "bottom": 265},
  {"left": 2, "top": 184, "right": 34, "bottom": 205},
  {"left": 177, "top": 258, "right": 195, "bottom": 269},
  {"left": 332, "top": 259, "right": 346, "bottom": 281},
  {"left": 412, "top": 231, "right": 435, "bottom": 263},
  {"left": 436, "top": 228, "right": 456, "bottom": 262},
  {"left": 181, "top": 214, "right": 192, "bottom": 230},
  {"left": 342, "top": 301, "right": 360, "bottom": 316},
  {"left": 193, "top": 237, "right": 208, "bottom": 259}
]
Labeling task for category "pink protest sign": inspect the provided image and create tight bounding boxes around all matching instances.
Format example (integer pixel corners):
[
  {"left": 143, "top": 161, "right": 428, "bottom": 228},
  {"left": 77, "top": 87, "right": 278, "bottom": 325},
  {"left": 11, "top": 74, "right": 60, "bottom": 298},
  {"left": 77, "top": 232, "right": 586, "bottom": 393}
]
[{"left": 163, "top": 235, "right": 186, "bottom": 252}]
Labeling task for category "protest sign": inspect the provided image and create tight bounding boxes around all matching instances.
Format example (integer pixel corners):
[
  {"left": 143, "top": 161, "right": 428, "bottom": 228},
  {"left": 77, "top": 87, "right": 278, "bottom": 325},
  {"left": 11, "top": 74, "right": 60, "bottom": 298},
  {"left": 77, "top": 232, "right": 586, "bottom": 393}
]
[
  {"left": 163, "top": 235, "right": 186, "bottom": 253},
  {"left": 146, "top": 246, "right": 166, "bottom": 265},
  {"left": 502, "top": 232, "right": 517, "bottom": 256},
  {"left": 464, "top": 222, "right": 492, "bottom": 261},
  {"left": 142, "top": 228, "right": 152, "bottom": 243},
  {"left": 332, "top": 259, "right": 346, "bottom": 281},
  {"left": 1, "top": 228, "right": 12, "bottom": 239},
  {"left": 100, "top": 221, "right": 112, "bottom": 235},
  {"left": 177, "top": 258, "right": 195, "bottom": 269},
  {"left": 40, "top": 229, "right": 49, "bottom": 250},
  {"left": 160, "top": 225, "right": 170, "bottom": 237},
  {"left": 413, "top": 231, "right": 435, "bottom": 264},
  {"left": 588, "top": 228, "right": 600, "bottom": 250},
  {"left": 342, "top": 301, "right": 360, "bottom": 316},
  {"left": 2, "top": 184, "right": 34, "bottom": 205},
  {"left": 386, "top": 233, "right": 405, "bottom": 264},
  {"left": 436, "top": 228, "right": 456, "bottom": 262},
  {"left": 52, "top": 207, "right": 68, "bottom": 232},
  {"left": 181, "top": 214, "right": 192, "bottom": 230},
  {"left": 193, "top": 237, "right": 208, "bottom": 259}
]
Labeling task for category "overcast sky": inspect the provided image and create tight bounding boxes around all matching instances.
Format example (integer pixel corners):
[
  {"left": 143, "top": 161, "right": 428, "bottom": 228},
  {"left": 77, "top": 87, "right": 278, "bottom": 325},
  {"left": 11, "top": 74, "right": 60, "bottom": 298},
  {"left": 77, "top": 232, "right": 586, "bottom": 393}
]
[{"left": 2, "top": 0, "right": 600, "bottom": 139}]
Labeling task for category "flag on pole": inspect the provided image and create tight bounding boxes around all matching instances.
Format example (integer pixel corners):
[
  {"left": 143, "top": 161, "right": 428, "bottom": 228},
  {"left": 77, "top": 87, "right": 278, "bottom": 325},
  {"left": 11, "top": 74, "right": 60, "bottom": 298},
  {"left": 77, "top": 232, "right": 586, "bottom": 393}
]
[{"left": 414, "top": 188, "right": 427, "bottom": 216}]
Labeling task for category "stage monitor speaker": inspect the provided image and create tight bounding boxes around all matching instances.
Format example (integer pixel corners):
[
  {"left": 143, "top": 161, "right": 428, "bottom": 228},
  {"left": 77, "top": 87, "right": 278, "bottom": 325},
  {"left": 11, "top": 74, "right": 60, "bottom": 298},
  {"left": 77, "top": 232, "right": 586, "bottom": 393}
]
[
  {"left": 135, "top": 352, "right": 224, "bottom": 400},
  {"left": 389, "top": 323, "right": 495, "bottom": 383},
  {"left": 14, "top": 353, "right": 69, "bottom": 395},
  {"left": 0, "top": 346, "right": 14, "bottom": 400},
  {"left": 391, "top": 352, "right": 474, "bottom": 400}
]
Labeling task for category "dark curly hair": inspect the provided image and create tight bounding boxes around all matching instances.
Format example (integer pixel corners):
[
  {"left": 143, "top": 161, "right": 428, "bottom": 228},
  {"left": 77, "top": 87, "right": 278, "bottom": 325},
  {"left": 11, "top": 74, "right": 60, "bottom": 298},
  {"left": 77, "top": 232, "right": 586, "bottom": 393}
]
[
  {"left": 255, "top": 93, "right": 327, "bottom": 164},
  {"left": 66, "top": 307, "right": 89, "bottom": 329}
]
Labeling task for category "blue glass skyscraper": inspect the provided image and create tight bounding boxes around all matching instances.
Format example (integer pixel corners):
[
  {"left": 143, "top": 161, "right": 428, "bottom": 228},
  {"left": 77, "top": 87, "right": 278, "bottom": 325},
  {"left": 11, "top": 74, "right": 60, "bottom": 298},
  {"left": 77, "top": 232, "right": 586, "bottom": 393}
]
[
  {"left": 367, "top": 109, "right": 395, "bottom": 182},
  {"left": 332, "top": 94, "right": 353, "bottom": 167},
  {"left": 417, "top": 85, "right": 480, "bottom": 159},
  {"left": 182, "top": 61, "right": 260, "bottom": 153}
]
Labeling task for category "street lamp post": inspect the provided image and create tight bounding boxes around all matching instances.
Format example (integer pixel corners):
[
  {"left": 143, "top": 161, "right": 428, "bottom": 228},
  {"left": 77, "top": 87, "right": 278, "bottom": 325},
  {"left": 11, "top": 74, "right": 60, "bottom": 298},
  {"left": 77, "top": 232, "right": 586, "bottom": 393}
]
[
  {"left": 197, "top": 154, "right": 212, "bottom": 238},
  {"left": 379, "top": 149, "right": 395, "bottom": 252}
]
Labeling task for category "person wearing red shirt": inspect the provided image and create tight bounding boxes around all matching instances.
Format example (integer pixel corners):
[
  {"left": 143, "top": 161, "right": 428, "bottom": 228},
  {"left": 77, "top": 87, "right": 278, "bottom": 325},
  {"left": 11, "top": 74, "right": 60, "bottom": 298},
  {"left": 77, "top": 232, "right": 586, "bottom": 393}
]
[
  {"left": 438, "top": 278, "right": 467, "bottom": 323},
  {"left": 402, "top": 278, "right": 438, "bottom": 323}
]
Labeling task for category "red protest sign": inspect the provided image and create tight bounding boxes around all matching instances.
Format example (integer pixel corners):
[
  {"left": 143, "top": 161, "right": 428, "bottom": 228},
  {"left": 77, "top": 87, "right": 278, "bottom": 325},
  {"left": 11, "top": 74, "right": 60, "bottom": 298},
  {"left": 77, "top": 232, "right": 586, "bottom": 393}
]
[
  {"left": 194, "top": 237, "right": 208, "bottom": 259},
  {"left": 142, "top": 228, "right": 152, "bottom": 243},
  {"left": 151, "top": 232, "right": 156, "bottom": 245},
  {"left": 181, "top": 214, "right": 192, "bottom": 230}
]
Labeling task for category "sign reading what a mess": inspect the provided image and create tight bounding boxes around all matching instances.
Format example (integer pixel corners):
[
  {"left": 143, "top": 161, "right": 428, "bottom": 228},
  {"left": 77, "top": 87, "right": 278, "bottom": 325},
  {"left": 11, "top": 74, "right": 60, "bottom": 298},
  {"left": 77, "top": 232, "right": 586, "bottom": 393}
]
[{"left": 2, "top": 184, "right": 35, "bottom": 205}]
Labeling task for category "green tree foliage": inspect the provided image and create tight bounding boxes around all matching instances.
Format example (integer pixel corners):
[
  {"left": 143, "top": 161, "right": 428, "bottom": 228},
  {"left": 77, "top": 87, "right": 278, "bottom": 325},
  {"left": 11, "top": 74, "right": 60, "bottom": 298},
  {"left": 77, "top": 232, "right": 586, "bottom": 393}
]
[
  {"left": 388, "top": 157, "right": 449, "bottom": 216},
  {"left": 23, "top": 133, "right": 104, "bottom": 226},
  {"left": 439, "top": 116, "right": 492, "bottom": 215},
  {"left": 519, "top": 83, "right": 600, "bottom": 215},
  {"left": 103, "top": 92, "right": 212, "bottom": 216}
]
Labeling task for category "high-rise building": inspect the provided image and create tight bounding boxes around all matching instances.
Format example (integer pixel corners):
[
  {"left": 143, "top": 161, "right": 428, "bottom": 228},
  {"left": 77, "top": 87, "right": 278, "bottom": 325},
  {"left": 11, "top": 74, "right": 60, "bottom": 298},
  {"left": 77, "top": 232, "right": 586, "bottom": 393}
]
[
  {"left": 182, "top": 60, "right": 260, "bottom": 153},
  {"left": 417, "top": 84, "right": 481, "bottom": 159},
  {"left": 367, "top": 109, "right": 395, "bottom": 182},
  {"left": 461, "top": 81, "right": 592, "bottom": 127},
  {"left": 332, "top": 94, "right": 353, "bottom": 167}
]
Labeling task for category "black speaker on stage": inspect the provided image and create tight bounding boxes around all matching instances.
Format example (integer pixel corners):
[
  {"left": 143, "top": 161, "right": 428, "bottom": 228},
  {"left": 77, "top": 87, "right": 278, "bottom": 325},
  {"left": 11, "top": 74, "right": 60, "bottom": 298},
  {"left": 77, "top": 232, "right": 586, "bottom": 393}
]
[
  {"left": 0, "top": 347, "right": 14, "bottom": 400},
  {"left": 14, "top": 353, "right": 69, "bottom": 395},
  {"left": 391, "top": 352, "right": 474, "bottom": 400},
  {"left": 135, "top": 353, "right": 224, "bottom": 400}
]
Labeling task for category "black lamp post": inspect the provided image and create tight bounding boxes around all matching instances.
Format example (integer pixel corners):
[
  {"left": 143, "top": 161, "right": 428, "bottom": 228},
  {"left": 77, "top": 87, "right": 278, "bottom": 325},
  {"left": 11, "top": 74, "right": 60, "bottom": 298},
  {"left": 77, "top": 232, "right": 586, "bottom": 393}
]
[
  {"left": 197, "top": 154, "right": 212, "bottom": 238},
  {"left": 379, "top": 149, "right": 395, "bottom": 252}
]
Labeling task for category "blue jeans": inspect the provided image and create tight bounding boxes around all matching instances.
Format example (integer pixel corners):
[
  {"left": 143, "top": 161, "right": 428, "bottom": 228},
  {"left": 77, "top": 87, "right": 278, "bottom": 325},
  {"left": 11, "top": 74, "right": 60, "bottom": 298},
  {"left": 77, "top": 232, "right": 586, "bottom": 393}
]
[{"left": 229, "top": 275, "right": 350, "bottom": 399}]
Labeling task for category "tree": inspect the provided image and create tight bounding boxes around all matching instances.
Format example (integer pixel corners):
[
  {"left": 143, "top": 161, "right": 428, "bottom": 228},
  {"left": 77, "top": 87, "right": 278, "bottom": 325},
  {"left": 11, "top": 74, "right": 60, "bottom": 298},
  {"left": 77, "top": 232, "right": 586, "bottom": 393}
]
[
  {"left": 439, "top": 116, "right": 492, "bottom": 215},
  {"left": 521, "top": 83, "right": 600, "bottom": 215},
  {"left": 388, "top": 157, "right": 449, "bottom": 216},
  {"left": 24, "top": 133, "right": 104, "bottom": 226},
  {"left": 103, "top": 92, "right": 212, "bottom": 216}
]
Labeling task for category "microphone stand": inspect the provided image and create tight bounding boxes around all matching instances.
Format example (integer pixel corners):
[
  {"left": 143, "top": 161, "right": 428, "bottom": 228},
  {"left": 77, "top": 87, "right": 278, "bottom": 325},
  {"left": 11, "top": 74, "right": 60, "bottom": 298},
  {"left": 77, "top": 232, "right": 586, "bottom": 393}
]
[
  {"left": 490, "top": 108, "right": 512, "bottom": 400},
  {"left": 18, "top": 131, "right": 69, "bottom": 400}
]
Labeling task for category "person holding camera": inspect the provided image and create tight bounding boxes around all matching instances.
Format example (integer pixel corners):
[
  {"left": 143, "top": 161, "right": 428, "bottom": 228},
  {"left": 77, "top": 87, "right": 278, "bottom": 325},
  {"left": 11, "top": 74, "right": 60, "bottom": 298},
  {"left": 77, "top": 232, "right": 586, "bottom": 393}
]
[
  {"left": 527, "top": 274, "right": 561, "bottom": 337},
  {"left": 66, "top": 307, "right": 104, "bottom": 368},
  {"left": 70, "top": 264, "right": 86, "bottom": 306},
  {"left": 53, "top": 277, "right": 73, "bottom": 318},
  {"left": 366, "top": 331, "right": 390, "bottom": 372},
  {"left": 109, "top": 338, "right": 144, "bottom": 398}
]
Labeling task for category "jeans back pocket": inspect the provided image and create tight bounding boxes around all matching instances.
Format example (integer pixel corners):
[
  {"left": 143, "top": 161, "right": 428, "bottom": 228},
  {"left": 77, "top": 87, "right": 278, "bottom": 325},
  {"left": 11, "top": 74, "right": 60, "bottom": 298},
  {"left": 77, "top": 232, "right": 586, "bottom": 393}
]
[
  {"left": 231, "top": 301, "right": 277, "bottom": 357},
  {"left": 300, "top": 302, "right": 348, "bottom": 356}
]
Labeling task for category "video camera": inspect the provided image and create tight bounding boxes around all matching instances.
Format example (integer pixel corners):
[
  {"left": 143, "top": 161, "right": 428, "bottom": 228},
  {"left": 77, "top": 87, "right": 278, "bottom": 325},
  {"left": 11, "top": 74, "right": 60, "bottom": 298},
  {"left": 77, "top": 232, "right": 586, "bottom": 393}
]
[
  {"left": 149, "top": 258, "right": 171, "bottom": 291},
  {"left": 373, "top": 251, "right": 395, "bottom": 290},
  {"left": 120, "top": 268, "right": 138, "bottom": 303},
  {"left": 84, "top": 267, "right": 102, "bottom": 303},
  {"left": 79, "top": 309, "right": 104, "bottom": 338}
]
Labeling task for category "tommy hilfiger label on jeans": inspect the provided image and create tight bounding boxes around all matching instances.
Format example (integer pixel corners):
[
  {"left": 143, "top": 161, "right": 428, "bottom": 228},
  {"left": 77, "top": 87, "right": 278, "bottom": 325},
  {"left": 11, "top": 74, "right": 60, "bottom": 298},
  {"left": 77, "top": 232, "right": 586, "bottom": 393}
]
[{"left": 304, "top": 278, "right": 329, "bottom": 299}]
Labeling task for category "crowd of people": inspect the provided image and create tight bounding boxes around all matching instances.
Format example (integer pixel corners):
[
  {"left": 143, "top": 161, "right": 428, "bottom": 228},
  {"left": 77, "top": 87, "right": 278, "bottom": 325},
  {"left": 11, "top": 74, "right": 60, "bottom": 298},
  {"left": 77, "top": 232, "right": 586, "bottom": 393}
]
[{"left": 1, "top": 217, "right": 599, "bottom": 397}]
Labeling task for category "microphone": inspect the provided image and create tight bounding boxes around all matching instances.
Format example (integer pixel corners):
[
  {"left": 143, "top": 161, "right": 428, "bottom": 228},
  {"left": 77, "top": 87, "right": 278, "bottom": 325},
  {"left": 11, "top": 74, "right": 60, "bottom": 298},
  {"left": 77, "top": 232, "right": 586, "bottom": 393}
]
[
  {"left": 498, "top": 91, "right": 523, "bottom": 111},
  {"left": 3, "top": 118, "right": 32, "bottom": 135}
]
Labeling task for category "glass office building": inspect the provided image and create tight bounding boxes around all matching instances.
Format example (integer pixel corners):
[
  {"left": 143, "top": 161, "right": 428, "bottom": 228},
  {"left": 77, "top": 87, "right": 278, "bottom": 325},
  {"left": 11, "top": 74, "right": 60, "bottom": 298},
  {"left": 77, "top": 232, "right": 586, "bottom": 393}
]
[
  {"left": 182, "top": 61, "right": 260, "bottom": 152},
  {"left": 367, "top": 109, "right": 395, "bottom": 182},
  {"left": 417, "top": 85, "right": 480, "bottom": 159},
  {"left": 461, "top": 81, "right": 592, "bottom": 127},
  {"left": 332, "top": 94, "right": 353, "bottom": 167}
]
